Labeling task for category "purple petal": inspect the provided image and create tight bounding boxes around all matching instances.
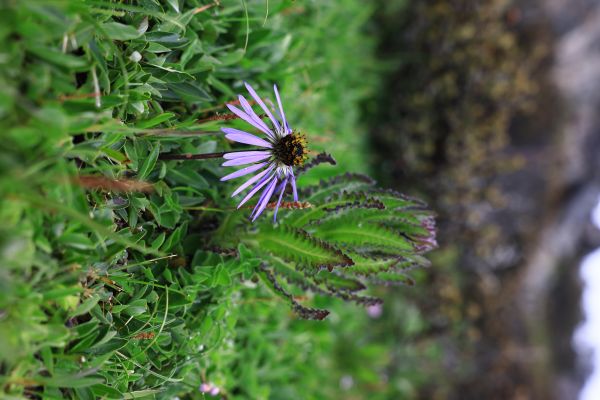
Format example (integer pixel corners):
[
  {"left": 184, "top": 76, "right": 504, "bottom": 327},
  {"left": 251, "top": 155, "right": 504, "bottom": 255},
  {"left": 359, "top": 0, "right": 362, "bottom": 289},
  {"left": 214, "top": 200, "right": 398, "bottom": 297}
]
[
  {"left": 237, "top": 173, "right": 276, "bottom": 209},
  {"left": 222, "top": 153, "right": 271, "bottom": 166},
  {"left": 251, "top": 178, "right": 278, "bottom": 221},
  {"left": 232, "top": 165, "right": 274, "bottom": 197},
  {"left": 244, "top": 82, "right": 281, "bottom": 133},
  {"left": 290, "top": 172, "right": 298, "bottom": 201},
  {"left": 251, "top": 178, "right": 277, "bottom": 217},
  {"left": 222, "top": 127, "right": 272, "bottom": 148},
  {"left": 273, "top": 84, "right": 290, "bottom": 134},
  {"left": 226, "top": 103, "right": 272, "bottom": 136},
  {"left": 238, "top": 95, "right": 275, "bottom": 139},
  {"left": 220, "top": 162, "right": 267, "bottom": 181},
  {"left": 224, "top": 150, "right": 270, "bottom": 160},
  {"left": 273, "top": 177, "right": 288, "bottom": 222}
]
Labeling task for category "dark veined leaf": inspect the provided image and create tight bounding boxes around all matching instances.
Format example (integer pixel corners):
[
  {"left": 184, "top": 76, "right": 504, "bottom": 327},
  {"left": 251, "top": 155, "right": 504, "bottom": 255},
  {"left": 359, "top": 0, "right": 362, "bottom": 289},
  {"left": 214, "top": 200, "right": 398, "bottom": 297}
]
[
  {"left": 331, "top": 290, "right": 383, "bottom": 307},
  {"left": 249, "top": 172, "right": 436, "bottom": 319},
  {"left": 383, "top": 218, "right": 432, "bottom": 238},
  {"left": 264, "top": 254, "right": 314, "bottom": 289},
  {"left": 310, "top": 218, "right": 414, "bottom": 253},
  {"left": 267, "top": 253, "right": 365, "bottom": 294},
  {"left": 259, "top": 266, "right": 329, "bottom": 320},
  {"left": 344, "top": 254, "right": 430, "bottom": 276},
  {"left": 302, "top": 173, "right": 376, "bottom": 203},
  {"left": 321, "top": 192, "right": 384, "bottom": 213},
  {"left": 314, "top": 270, "right": 366, "bottom": 293},
  {"left": 295, "top": 152, "right": 337, "bottom": 175},
  {"left": 369, "top": 189, "right": 428, "bottom": 211},
  {"left": 369, "top": 271, "right": 416, "bottom": 286},
  {"left": 327, "top": 197, "right": 431, "bottom": 225},
  {"left": 249, "top": 224, "right": 353, "bottom": 271},
  {"left": 286, "top": 191, "right": 384, "bottom": 227}
]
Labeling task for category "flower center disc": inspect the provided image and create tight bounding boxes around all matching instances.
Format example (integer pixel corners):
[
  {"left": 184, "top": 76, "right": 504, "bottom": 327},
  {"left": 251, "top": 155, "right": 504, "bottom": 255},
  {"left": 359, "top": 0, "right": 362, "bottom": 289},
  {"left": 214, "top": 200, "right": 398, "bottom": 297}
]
[{"left": 273, "top": 132, "right": 308, "bottom": 166}]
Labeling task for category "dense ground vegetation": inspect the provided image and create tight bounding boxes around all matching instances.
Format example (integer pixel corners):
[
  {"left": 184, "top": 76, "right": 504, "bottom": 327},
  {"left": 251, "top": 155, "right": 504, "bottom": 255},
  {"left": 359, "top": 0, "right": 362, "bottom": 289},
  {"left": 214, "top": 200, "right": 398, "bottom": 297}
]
[{"left": 0, "top": 1, "right": 439, "bottom": 399}]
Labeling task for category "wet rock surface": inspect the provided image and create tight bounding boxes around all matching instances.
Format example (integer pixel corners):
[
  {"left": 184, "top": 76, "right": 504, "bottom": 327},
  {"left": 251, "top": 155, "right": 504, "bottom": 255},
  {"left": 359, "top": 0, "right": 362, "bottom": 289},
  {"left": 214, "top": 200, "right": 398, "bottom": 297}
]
[
  {"left": 517, "top": 0, "right": 600, "bottom": 398},
  {"left": 369, "top": 0, "right": 600, "bottom": 398}
]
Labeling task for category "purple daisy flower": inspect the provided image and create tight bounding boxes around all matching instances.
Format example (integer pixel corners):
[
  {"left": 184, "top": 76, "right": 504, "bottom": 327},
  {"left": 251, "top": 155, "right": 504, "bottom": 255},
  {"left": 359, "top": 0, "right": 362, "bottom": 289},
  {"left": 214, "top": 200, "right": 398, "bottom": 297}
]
[{"left": 220, "top": 82, "right": 308, "bottom": 222}]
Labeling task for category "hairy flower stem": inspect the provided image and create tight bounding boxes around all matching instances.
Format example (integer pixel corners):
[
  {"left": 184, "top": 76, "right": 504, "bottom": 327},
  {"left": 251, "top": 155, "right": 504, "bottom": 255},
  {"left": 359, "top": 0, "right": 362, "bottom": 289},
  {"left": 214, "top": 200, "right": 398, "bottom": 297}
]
[
  {"left": 197, "top": 112, "right": 267, "bottom": 124},
  {"left": 137, "top": 130, "right": 221, "bottom": 137},
  {"left": 158, "top": 149, "right": 258, "bottom": 161}
]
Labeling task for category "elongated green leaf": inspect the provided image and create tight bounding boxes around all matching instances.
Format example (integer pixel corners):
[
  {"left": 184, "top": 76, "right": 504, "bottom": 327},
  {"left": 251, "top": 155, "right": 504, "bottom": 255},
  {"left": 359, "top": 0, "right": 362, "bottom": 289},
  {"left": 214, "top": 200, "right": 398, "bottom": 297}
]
[
  {"left": 311, "top": 218, "right": 414, "bottom": 253},
  {"left": 138, "top": 143, "right": 160, "bottom": 180},
  {"left": 40, "top": 373, "right": 104, "bottom": 388},
  {"left": 344, "top": 254, "right": 427, "bottom": 276},
  {"left": 91, "top": 384, "right": 123, "bottom": 399},
  {"left": 369, "top": 271, "right": 416, "bottom": 286},
  {"left": 71, "top": 294, "right": 100, "bottom": 318},
  {"left": 123, "top": 389, "right": 166, "bottom": 399},
  {"left": 303, "top": 173, "right": 375, "bottom": 203},
  {"left": 315, "top": 270, "right": 366, "bottom": 293},
  {"left": 369, "top": 189, "right": 428, "bottom": 211},
  {"left": 266, "top": 254, "right": 310, "bottom": 284},
  {"left": 286, "top": 191, "right": 384, "bottom": 227},
  {"left": 250, "top": 225, "right": 353, "bottom": 271},
  {"left": 100, "top": 22, "right": 143, "bottom": 40},
  {"left": 28, "top": 45, "right": 88, "bottom": 70},
  {"left": 135, "top": 113, "right": 176, "bottom": 129},
  {"left": 259, "top": 266, "right": 329, "bottom": 320}
]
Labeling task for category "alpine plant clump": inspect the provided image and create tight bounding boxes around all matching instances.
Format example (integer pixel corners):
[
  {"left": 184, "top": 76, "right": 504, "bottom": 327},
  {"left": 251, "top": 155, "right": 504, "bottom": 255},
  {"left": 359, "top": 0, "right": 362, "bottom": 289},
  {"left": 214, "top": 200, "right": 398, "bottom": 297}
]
[{"left": 237, "top": 170, "right": 438, "bottom": 320}]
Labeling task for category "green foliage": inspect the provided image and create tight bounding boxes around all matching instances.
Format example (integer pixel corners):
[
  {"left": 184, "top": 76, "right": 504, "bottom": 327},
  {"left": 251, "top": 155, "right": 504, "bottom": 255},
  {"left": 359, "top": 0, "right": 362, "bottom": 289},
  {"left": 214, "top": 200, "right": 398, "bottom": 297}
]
[
  {"left": 251, "top": 224, "right": 354, "bottom": 272},
  {"left": 0, "top": 0, "right": 436, "bottom": 399},
  {"left": 244, "top": 170, "right": 436, "bottom": 319}
]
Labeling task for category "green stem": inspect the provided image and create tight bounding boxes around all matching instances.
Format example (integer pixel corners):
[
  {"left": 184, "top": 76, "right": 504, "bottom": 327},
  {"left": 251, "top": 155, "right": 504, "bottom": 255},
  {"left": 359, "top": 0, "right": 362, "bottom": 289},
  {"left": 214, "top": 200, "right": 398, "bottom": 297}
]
[{"left": 158, "top": 148, "right": 260, "bottom": 161}]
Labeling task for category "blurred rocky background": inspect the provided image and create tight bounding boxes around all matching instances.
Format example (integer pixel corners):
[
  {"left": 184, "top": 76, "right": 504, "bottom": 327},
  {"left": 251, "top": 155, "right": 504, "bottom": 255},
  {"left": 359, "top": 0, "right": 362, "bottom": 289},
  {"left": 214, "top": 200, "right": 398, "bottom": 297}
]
[{"left": 367, "top": 0, "right": 600, "bottom": 398}]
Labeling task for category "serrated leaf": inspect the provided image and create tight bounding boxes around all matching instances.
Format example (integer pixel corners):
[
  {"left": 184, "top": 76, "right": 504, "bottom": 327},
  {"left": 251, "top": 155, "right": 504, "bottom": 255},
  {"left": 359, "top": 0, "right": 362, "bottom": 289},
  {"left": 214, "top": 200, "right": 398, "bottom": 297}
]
[
  {"left": 385, "top": 218, "right": 431, "bottom": 237},
  {"left": 295, "top": 152, "right": 337, "bottom": 175},
  {"left": 286, "top": 191, "right": 384, "bottom": 227},
  {"left": 259, "top": 266, "right": 329, "bottom": 320},
  {"left": 303, "top": 173, "right": 375, "bottom": 203},
  {"left": 315, "top": 270, "right": 366, "bottom": 293},
  {"left": 265, "top": 254, "right": 310, "bottom": 287},
  {"left": 344, "top": 254, "right": 424, "bottom": 276},
  {"left": 311, "top": 219, "right": 414, "bottom": 253},
  {"left": 370, "top": 271, "right": 416, "bottom": 286},
  {"left": 251, "top": 225, "right": 353, "bottom": 271},
  {"left": 370, "top": 189, "right": 428, "bottom": 211}
]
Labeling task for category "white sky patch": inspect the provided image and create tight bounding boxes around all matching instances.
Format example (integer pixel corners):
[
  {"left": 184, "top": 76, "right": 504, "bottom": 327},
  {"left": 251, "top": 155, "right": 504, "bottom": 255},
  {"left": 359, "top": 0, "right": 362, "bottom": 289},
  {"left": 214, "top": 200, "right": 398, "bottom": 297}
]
[
  {"left": 592, "top": 199, "right": 600, "bottom": 228},
  {"left": 575, "top": 197, "right": 600, "bottom": 400}
]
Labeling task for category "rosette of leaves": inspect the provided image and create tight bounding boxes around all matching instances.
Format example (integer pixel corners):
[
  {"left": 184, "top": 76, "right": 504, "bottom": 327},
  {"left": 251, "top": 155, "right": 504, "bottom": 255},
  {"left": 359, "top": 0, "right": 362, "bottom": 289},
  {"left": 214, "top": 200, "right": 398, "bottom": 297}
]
[{"left": 240, "top": 169, "right": 437, "bottom": 320}]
